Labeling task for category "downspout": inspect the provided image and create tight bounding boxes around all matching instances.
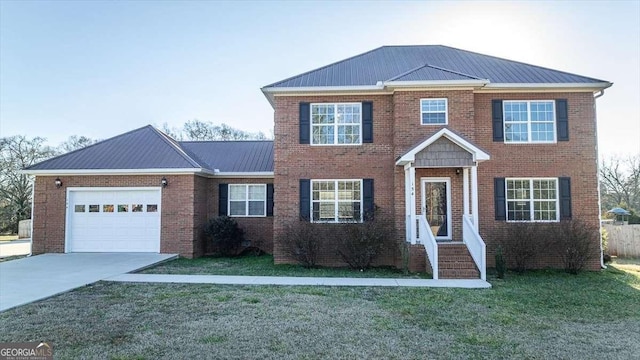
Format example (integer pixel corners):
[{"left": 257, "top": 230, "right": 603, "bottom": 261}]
[
  {"left": 28, "top": 176, "right": 35, "bottom": 257},
  {"left": 594, "top": 89, "right": 606, "bottom": 268}
]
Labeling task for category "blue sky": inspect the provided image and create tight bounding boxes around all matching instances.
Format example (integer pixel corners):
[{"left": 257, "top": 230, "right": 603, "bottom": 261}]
[{"left": 1, "top": 0, "right": 638, "bottom": 157}]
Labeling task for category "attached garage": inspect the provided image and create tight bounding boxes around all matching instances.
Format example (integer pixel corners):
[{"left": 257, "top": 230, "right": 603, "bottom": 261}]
[{"left": 66, "top": 187, "right": 161, "bottom": 253}]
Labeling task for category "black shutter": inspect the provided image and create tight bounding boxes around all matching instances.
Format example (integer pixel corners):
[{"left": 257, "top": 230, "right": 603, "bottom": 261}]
[
  {"left": 556, "top": 99, "right": 569, "bottom": 141},
  {"left": 362, "top": 102, "right": 373, "bottom": 143},
  {"left": 218, "top": 184, "right": 228, "bottom": 216},
  {"left": 266, "top": 184, "right": 274, "bottom": 217},
  {"left": 300, "top": 179, "right": 310, "bottom": 221},
  {"left": 559, "top": 177, "right": 572, "bottom": 219},
  {"left": 494, "top": 178, "right": 506, "bottom": 221},
  {"left": 299, "top": 102, "right": 310, "bottom": 144},
  {"left": 363, "top": 179, "right": 374, "bottom": 220},
  {"left": 492, "top": 100, "right": 504, "bottom": 141}
]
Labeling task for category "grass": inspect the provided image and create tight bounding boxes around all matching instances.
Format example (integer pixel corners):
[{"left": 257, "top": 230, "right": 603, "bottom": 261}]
[
  {"left": 139, "top": 254, "right": 429, "bottom": 278},
  {"left": 1, "top": 264, "right": 638, "bottom": 359},
  {"left": 610, "top": 257, "right": 640, "bottom": 275},
  {"left": 0, "top": 255, "right": 27, "bottom": 263},
  {"left": 0, "top": 235, "right": 18, "bottom": 241}
]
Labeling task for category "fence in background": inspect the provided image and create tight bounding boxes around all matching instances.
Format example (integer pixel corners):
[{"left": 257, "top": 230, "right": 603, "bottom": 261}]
[
  {"left": 604, "top": 224, "right": 640, "bottom": 258},
  {"left": 18, "top": 220, "right": 31, "bottom": 239}
]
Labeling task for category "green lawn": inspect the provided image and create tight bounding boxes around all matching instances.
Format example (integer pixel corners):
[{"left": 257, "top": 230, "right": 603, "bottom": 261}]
[
  {"left": 1, "top": 265, "right": 638, "bottom": 359},
  {"left": 140, "top": 254, "right": 430, "bottom": 278}
]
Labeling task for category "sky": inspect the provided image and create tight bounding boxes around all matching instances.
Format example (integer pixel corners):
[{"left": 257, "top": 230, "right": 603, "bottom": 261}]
[{"left": 0, "top": 0, "right": 639, "bottom": 158}]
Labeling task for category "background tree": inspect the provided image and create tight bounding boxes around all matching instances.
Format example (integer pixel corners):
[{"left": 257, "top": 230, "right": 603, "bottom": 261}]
[
  {"left": 161, "top": 119, "right": 268, "bottom": 141},
  {"left": 600, "top": 154, "right": 640, "bottom": 216},
  {"left": 0, "top": 136, "right": 57, "bottom": 233},
  {"left": 57, "top": 135, "right": 98, "bottom": 153}
]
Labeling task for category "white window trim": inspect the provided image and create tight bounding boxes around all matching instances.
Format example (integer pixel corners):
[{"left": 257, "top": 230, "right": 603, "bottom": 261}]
[
  {"left": 310, "top": 103, "right": 363, "bottom": 146},
  {"left": 228, "top": 184, "right": 267, "bottom": 218},
  {"left": 505, "top": 177, "right": 560, "bottom": 222},
  {"left": 420, "top": 98, "right": 448, "bottom": 126},
  {"left": 310, "top": 179, "right": 363, "bottom": 223},
  {"left": 503, "top": 100, "right": 556, "bottom": 144}
]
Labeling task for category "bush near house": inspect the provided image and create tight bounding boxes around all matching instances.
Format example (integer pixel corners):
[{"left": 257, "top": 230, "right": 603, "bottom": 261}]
[
  {"left": 499, "top": 223, "right": 544, "bottom": 272},
  {"left": 337, "top": 209, "right": 396, "bottom": 270},
  {"left": 280, "top": 220, "right": 322, "bottom": 268},
  {"left": 552, "top": 220, "right": 599, "bottom": 274},
  {"left": 204, "top": 216, "right": 244, "bottom": 256}
]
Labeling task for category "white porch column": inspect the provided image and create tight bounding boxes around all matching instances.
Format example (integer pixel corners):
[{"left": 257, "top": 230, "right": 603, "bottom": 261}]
[
  {"left": 463, "top": 167, "right": 470, "bottom": 217},
  {"left": 404, "top": 165, "right": 412, "bottom": 243},
  {"left": 409, "top": 165, "right": 417, "bottom": 243},
  {"left": 471, "top": 165, "right": 479, "bottom": 231}
]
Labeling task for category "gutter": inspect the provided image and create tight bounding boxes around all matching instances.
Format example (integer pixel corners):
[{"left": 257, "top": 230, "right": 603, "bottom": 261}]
[{"left": 593, "top": 88, "right": 607, "bottom": 269}]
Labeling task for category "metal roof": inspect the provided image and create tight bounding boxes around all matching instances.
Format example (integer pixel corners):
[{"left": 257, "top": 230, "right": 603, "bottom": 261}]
[
  {"left": 264, "top": 45, "right": 608, "bottom": 88},
  {"left": 25, "top": 125, "right": 275, "bottom": 174},
  {"left": 180, "top": 141, "right": 274, "bottom": 173},
  {"left": 25, "top": 126, "right": 201, "bottom": 171}
]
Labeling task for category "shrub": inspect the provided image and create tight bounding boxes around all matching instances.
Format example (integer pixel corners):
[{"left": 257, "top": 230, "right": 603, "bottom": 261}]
[
  {"left": 500, "top": 222, "right": 545, "bottom": 272},
  {"left": 204, "top": 216, "right": 244, "bottom": 256},
  {"left": 600, "top": 227, "right": 608, "bottom": 253},
  {"left": 337, "top": 209, "right": 395, "bottom": 270},
  {"left": 552, "top": 220, "right": 599, "bottom": 274},
  {"left": 280, "top": 220, "right": 321, "bottom": 268},
  {"left": 495, "top": 245, "right": 506, "bottom": 279}
]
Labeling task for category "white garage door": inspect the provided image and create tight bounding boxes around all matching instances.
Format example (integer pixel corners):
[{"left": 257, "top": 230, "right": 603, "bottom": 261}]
[{"left": 67, "top": 188, "right": 161, "bottom": 252}]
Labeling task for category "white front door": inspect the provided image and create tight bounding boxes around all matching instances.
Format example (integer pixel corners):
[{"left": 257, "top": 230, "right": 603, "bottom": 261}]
[
  {"left": 66, "top": 188, "right": 161, "bottom": 252},
  {"left": 421, "top": 178, "right": 452, "bottom": 240}
]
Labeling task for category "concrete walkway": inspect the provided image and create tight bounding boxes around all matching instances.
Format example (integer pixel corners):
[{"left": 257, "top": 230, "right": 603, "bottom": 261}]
[
  {"left": 0, "top": 253, "right": 177, "bottom": 312},
  {"left": 0, "top": 239, "right": 30, "bottom": 258},
  {"left": 107, "top": 273, "right": 492, "bottom": 288}
]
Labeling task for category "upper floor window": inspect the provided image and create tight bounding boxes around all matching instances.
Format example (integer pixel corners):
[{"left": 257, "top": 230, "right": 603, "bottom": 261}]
[
  {"left": 229, "top": 184, "right": 266, "bottom": 217},
  {"left": 311, "top": 180, "right": 362, "bottom": 222},
  {"left": 311, "top": 103, "right": 362, "bottom": 145},
  {"left": 506, "top": 178, "right": 558, "bottom": 222},
  {"left": 504, "top": 101, "right": 555, "bottom": 143},
  {"left": 420, "top": 98, "right": 448, "bottom": 125}
]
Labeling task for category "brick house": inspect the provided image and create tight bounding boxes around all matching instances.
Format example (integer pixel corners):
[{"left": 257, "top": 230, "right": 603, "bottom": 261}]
[{"left": 25, "top": 45, "right": 611, "bottom": 279}]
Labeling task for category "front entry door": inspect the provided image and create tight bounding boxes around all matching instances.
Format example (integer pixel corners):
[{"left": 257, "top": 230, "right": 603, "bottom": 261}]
[{"left": 421, "top": 178, "right": 452, "bottom": 240}]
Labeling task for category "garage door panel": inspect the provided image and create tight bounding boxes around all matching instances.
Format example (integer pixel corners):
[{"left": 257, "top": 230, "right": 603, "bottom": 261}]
[{"left": 67, "top": 189, "right": 161, "bottom": 253}]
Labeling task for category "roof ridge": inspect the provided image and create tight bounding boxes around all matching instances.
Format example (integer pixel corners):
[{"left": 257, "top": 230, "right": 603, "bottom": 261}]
[
  {"left": 385, "top": 63, "right": 430, "bottom": 82},
  {"left": 423, "top": 64, "right": 485, "bottom": 80},
  {"left": 437, "top": 45, "right": 607, "bottom": 83},
  {"left": 149, "top": 127, "right": 203, "bottom": 168},
  {"left": 262, "top": 46, "right": 386, "bottom": 88},
  {"left": 24, "top": 125, "right": 157, "bottom": 170}
]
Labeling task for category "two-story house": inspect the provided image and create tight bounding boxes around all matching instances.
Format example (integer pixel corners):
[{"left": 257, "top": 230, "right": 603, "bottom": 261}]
[{"left": 25, "top": 45, "right": 611, "bottom": 279}]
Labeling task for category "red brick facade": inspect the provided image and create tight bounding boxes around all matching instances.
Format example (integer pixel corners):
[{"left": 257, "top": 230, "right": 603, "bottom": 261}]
[
  {"left": 272, "top": 90, "right": 602, "bottom": 271},
  {"left": 32, "top": 175, "right": 273, "bottom": 258}
]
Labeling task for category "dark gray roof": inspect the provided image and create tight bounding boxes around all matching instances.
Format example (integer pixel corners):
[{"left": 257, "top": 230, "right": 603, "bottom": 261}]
[
  {"left": 264, "top": 45, "right": 607, "bottom": 88},
  {"left": 26, "top": 125, "right": 275, "bottom": 173},
  {"left": 180, "top": 141, "right": 273, "bottom": 173},
  {"left": 26, "top": 126, "right": 201, "bottom": 170}
]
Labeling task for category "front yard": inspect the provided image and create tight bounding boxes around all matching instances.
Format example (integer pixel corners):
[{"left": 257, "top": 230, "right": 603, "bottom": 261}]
[{"left": 0, "top": 261, "right": 638, "bottom": 359}]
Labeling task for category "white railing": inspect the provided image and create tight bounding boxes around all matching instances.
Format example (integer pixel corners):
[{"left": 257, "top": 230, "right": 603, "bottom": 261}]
[
  {"left": 417, "top": 215, "right": 438, "bottom": 280},
  {"left": 463, "top": 215, "right": 486, "bottom": 280}
]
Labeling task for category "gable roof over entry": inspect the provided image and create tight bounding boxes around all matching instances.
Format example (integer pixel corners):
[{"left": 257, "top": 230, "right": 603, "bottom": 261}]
[
  {"left": 24, "top": 125, "right": 274, "bottom": 176},
  {"left": 396, "top": 128, "right": 490, "bottom": 167}
]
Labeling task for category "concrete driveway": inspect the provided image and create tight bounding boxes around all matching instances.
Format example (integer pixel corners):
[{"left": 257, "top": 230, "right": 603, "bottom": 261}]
[{"left": 0, "top": 253, "right": 176, "bottom": 312}]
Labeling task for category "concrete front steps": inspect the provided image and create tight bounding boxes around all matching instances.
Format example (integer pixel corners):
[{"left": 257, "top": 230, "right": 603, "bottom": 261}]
[{"left": 438, "top": 243, "right": 480, "bottom": 279}]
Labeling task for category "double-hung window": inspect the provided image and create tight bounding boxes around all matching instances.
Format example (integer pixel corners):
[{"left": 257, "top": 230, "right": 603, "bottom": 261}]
[
  {"left": 503, "top": 101, "right": 555, "bottom": 143},
  {"left": 311, "top": 180, "right": 362, "bottom": 222},
  {"left": 229, "top": 184, "right": 266, "bottom": 217},
  {"left": 506, "top": 178, "right": 558, "bottom": 221},
  {"left": 420, "top": 98, "right": 448, "bottom": 125},
  {"left": 311, "top": 103, "right": 362, "bottom": 145}
]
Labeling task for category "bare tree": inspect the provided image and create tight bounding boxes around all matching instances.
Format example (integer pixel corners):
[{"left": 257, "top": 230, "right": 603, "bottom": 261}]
[
  {"left": 58, "top": 135, "right": 98, "bottom": 153},
  {"left": 160, "top": 119, "right": 268, "bottom": 141},
  {"left": 600, "top": 154, "right": 640, "bottom": 212},
  {"left": 0, "top": 136, "right": 57, "bottom": 233}
]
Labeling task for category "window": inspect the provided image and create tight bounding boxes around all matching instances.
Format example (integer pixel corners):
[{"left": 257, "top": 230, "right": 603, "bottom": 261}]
[
  {"left": 89, "top": 205, "right": 99, "bottom": 213},
  {"left": 74, "top": 205, "right": 85, "bottom": 213},
  {"left": 132, "top": 204, "right": 143, "bottom": 212},
  {"left": 118, "top": 205, "right": 128, "bottom": 212},
  {"left": 420, "top": 98, "right": 448, "bottom": 125},
  {"left": 103, "top": 205, "right": 114, "bottom": 213},
  {"left": 311, "top": 180, "right": 362, "bottom": 222},
  {"left": 504, "top": 101, "right": 555, "bottom": 143},
  {"left": 228, "top": 184, "right": 266, "bottom": 217},
  {"left": 147, "top": 204, "right": 158, "bottom": 212},
  {"left": 506, "top": 178, "right": 558, "bottom": 221},
  {"left": 311, "top": 103, "right": 361, "bottom": 145}
]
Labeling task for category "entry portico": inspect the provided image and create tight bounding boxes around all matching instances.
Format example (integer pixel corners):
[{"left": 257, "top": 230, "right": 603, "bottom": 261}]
[{"left": 396, "top": 128, "right": 490, "bottom": 280}]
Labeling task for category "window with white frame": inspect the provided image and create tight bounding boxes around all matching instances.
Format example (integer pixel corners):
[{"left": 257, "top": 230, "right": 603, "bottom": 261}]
[
  {"left": 228, "top": 184, "right": 266, "bottom": 217},
  {"left": 503, "top": 101, "right": 555, "bottom": 143},
  {"left": 420, "top": 98, "right": 448, "bottom": 125},
  {"left": 311, "top": 180, "right": 362, "bottom": 222},
  {"left": 506, "top": 178, "right": 558, "bottom": 221},
  {"left": 311, "top": 103, "right": 362, "bottom": 145}
]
